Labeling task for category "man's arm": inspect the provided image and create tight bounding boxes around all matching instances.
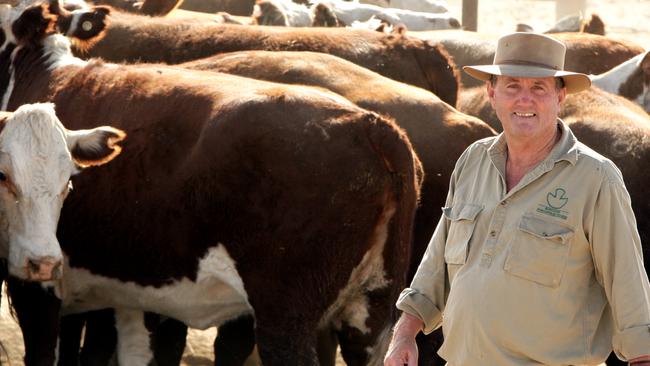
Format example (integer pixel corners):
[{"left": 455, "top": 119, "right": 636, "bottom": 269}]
[
  {"left": 589, "top": 167, "right": 650, "bottom": 362},
  {"left": 384, "top": 312, "right": 424, "bottom": 366}
]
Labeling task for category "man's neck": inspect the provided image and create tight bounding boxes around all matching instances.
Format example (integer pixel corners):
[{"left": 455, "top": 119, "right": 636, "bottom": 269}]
[{"left": 505, "top": 125, "right": 561, "bottom": 191}]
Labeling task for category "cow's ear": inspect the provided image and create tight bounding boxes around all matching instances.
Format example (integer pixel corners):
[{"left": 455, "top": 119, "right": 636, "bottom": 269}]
[
  {"left": 641, "top": 52, "right": 650, "bottom": 77},
  {"left": 66, "top": 5, "right": 111, "bottom": 44},
  {"left": 66, "top": 126, "right": 126, "bottom": 168},
  {"left": 0, "top": 112, "right": 12, "bottom": 136},
  {"left": 12, "top": 4, "right": 57, "bottom": 46}
]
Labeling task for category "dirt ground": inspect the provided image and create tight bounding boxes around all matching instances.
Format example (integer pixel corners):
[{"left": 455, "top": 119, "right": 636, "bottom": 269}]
[{"left": 0, "top": 1, "right": 648, "bottom": 365}]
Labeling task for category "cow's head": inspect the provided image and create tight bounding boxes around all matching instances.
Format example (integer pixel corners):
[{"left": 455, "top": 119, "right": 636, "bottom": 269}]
[
  {"left": 0, "top": 103, "right": 125, "bottom": 281},
  {"left": 639, "top": 51, "right": 650, "bottom": 114},
  {"left": 0, "top": 0, "right": 109, "bottom": 51}
]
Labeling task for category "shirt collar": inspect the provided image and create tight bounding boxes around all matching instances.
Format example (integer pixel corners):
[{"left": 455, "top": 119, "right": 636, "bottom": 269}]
[{"left": 487, "top": 119, "right": 579, "bottom": 168}]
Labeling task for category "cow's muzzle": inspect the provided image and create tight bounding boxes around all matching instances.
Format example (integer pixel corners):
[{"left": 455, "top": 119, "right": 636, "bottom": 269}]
[{"left": 27, "top": 257, "right": 63, "bottom": 281}]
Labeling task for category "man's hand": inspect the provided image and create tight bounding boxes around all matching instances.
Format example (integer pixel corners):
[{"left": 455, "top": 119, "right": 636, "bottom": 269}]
[
  {"left": 384, "top": 334, "right": 418, "bottom": 366},
  {"left": 384, "top": 312, "right": 424, "bottom": 366}
]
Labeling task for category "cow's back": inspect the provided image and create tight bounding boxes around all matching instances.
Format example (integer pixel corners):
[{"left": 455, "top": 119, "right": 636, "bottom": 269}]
[{"left": 76, "top": 16, "right": 460, "bottom": 106}]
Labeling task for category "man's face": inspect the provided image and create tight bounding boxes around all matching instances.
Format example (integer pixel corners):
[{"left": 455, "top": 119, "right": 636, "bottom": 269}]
[{"left": 487, "top": 76, "right": 566, "bottom": 141}]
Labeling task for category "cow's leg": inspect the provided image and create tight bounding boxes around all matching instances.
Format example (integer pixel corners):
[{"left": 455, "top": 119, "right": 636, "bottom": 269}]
[
  {"left": 415, "top": 331, "right": 446, "bottom": 366},
  {"left": 254, "top": 315, "right": 319, "bottom": 366},
  {"left": 145, "top": 313, "right": 187, "bottom": 366},
  {"left": 114, "top": 308, "right": 154, "bottom": 366},
  {"left": 213, "top": 315, "right": 255, "bottom": 366},
  {"left": 335, "top": 289, "right": 394, "bottom": 366},
  {"left": 56, "top": 313, "right": 85, "bottom": 366},
  {"left": 79, "top": 309, "right": 118, "bottom": 366},
  {"left": 6, "top": 277, "right": 61, "bottom": 366},
  {"left": 316, "top": 325, "right": 338, "bottom": 366}
]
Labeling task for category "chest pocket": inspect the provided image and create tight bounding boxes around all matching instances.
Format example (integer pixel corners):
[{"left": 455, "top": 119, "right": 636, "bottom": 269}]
[
  {"left": 504, "top": 214, "right": 574, "bottom": 288},
  {"left": 442, "top": 203, "right": 483, "bottom": 265}
]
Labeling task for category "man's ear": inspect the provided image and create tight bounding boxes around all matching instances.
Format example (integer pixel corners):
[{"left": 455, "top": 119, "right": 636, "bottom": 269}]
[
  {"left": 486, "top": 79, "right": 497, "bottom": 108},
  {"left": 12, "top": 4, "right": 57, "bottom": 46},
  {"left": 557, "top": 81, "right": 567, "bottom": 105}
]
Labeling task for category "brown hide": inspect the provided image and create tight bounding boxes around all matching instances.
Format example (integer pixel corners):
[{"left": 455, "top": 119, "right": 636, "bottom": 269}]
[
  {"left": 182, "top": 50, "right": 496, "bottom": 280},
  {"left": 74, "top": 13, "right": 460, "bottom": 107},
  {"left": 457, "top": 86, "right": 650, "bottom": 266},
  {"left": 179, "top": 0, "right": 255, "bottom": 16},
  {"left": 4, "top": 4, "right": 422, "bottom": 362},
  {"left": 9, "top": 57, "right": 420, "bottom": 363},
  {"left": 182, "top": 51, "right": 496, "bottom": 365},
  {"left": 410, "top": 30, "right": 644, "bottom": 88}
]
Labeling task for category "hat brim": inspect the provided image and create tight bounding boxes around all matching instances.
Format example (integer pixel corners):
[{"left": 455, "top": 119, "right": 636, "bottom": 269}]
[{"left": 463, "top": 64, "right": 591, "bottom": 94}]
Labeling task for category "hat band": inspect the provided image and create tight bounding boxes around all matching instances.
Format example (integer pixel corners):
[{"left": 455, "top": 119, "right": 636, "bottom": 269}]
[{"left": 497, "top": 59, "right": 560, "bottom": 70}]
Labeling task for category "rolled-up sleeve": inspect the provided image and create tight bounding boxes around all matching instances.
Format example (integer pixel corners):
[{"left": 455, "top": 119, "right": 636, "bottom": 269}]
[
  {"left": 396, "top": 153, "right": 461, "bottom": 334},
  {"left": 589, "top": 168, "right": 650, "bottom": 361},
  {"left": 396, "top": 214, "right": 449, "bottom": 334}
]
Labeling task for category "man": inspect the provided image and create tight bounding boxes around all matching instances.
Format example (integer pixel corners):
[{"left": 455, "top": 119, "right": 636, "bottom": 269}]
[{"left": 384, "top": 32, "right": 650, "bottom": 366}]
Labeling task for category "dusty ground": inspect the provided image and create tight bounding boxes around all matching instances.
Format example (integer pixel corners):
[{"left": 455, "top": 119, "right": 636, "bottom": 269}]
[{"left": 0, "top": 1, "right": 648, "bottom": 365}]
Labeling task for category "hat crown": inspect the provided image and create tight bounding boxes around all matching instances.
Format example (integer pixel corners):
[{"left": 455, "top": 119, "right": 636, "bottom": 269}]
[{"left": 493, "top": 32, "right": 566, "bottom": 71}]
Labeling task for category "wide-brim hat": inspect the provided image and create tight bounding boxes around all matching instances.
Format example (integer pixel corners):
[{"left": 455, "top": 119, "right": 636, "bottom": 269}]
[{"left": 463, "top": 32, "right": 591, "bottom": 94}]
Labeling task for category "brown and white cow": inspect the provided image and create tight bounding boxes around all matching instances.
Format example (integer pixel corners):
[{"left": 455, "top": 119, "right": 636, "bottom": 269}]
[
  {"left": 68, "top": 8, "right": 461, "bottom": 107},
  {"left": 1, "top": 2, "right": 421, "bottom": 365},
  {"left": 180, "top": 49, "right": 496, "bottom": 366},
  {"left": 409, "top": 30, "right": 644, "bottom": 88},
  {"left": 592, "top": 51, "right": 650, "bottom": 114},
  {"left": 0, "top": 102, "right": 124, "bottom": 281}
]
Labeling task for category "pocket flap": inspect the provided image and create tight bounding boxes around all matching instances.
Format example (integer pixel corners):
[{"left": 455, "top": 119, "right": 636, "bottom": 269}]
[
  {"left": 443, "top": 203, "right": 483, "bottom": 222},
  {"left": 518, "top": 215, "right": 574, "bottom": 243}
]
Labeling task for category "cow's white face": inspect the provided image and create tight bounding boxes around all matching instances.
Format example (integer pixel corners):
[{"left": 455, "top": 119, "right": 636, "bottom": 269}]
[
  {"left": 0, "top": 103, "right": 125, "bottom": 281},
  {"left": 0, "top": 103, "right": 75, "bottom": 280}
]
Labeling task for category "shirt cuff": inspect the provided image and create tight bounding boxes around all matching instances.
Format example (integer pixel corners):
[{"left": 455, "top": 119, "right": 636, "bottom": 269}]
[
  {"left": 395, "top": 288, "right": 442, "bottom": 335},
  {"left": 613, "top": 324, "right": 650, "bottom": 361}
]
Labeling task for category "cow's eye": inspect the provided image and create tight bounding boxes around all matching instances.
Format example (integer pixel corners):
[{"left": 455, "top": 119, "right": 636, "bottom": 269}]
[{"left": 0, "top": 172, "right": 6, "bottom": 182}]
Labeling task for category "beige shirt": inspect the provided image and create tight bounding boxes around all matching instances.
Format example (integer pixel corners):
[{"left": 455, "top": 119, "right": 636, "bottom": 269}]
[{"left": 397, "top": 120, "right": 650, "bottom": 365}]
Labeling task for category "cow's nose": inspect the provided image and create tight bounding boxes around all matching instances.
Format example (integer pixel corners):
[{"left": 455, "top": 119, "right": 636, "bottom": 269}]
[{"left": 27, "top": 257, "right": 63, "bottom": 281}]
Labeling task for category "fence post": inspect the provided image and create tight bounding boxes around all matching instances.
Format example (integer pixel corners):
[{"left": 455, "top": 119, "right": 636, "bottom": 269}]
[{"left": 462, "top": 0, "right": 478, "bottom": 31}]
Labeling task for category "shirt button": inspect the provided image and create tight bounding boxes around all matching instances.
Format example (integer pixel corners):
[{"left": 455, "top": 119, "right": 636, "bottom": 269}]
[
  {"left": 490, "top": 230, "right": 497, "bottom": 237},
  {"left": 500, "top": 200, "right": 507, "bottom": 206}
]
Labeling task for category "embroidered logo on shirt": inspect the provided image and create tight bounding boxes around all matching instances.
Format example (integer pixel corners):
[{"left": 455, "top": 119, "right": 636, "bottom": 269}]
[{"left": 537, "top": 188, "right": 569, "bottom": 219}]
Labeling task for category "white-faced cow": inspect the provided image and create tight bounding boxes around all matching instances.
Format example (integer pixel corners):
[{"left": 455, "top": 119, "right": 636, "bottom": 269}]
[
  {"left": 0, "top": 2, "right": 421, "bottom": 366},
  {"left": 67, "top": 8, "right": 461, "bottom": 107},
  {"left": 592, "top": 51, "right": 650, "bottom": 114},
  {"left": 0, "top": 102, "right": 123, "bottom": 282}
]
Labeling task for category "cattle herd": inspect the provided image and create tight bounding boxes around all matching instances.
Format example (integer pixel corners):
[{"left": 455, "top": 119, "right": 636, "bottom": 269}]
[{"left": 0, "top": 0, "right": 647, "bottom": 365}]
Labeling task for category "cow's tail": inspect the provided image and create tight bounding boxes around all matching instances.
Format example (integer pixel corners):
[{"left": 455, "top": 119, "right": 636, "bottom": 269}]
[
  {"left": 413, "top": 40, "right": 460, "bottom": 108},
  {"left": 364, "top": 112, "right": 422, "bottom": 365}
]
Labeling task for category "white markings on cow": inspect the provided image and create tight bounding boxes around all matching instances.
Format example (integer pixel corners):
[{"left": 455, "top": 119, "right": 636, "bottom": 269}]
[
  {"left": 57, "top": 244, "right": 252, "bottom": 329},
  {"left": 592, "top": 53, "right": 644, "bottom": 93},
  {"left": 115, "top": 308, "right": 154, "bottom": 366},
  {"left": 43, "top": 34, "right": 88, "bottom": 71},
  {"left": 320, "top": 192, "right": 396, "bottom": 335},
  {"left": 592, "top": 51, "right": 650, "bottom": 113},
  {"left": 1, "top": 103, "right": 72, "bottom": 279}
]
